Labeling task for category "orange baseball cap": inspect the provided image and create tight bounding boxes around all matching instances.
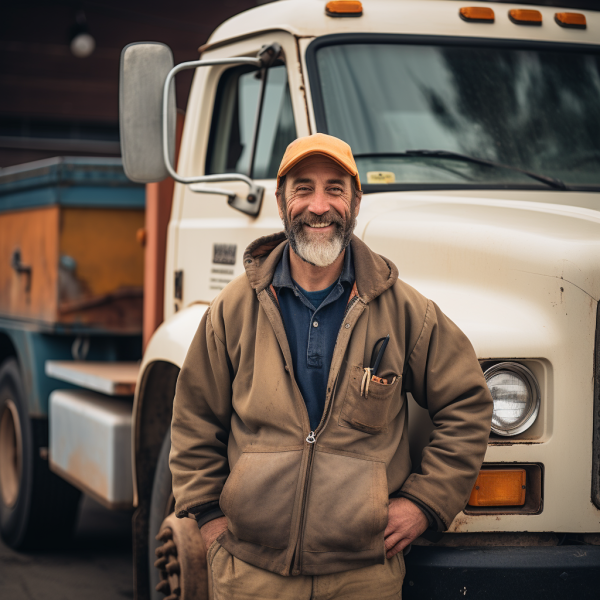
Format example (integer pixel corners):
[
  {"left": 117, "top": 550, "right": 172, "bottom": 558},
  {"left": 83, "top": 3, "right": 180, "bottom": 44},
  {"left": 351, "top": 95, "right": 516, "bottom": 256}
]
[{"left": 276, "top": 133, "right": 361, "bottom": 191}]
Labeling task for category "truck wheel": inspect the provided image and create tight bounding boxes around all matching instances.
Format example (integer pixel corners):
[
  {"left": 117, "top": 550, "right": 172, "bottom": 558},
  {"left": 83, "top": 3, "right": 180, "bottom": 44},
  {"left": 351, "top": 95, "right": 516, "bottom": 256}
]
[
  {"left": 149, "top": 430, "right": 208, "bottom": 599},
  {"left": 149, "top": 429, "right": 176, "bottom": 600},
  {"left": 0, "top": 358, "right": 81, "bottom": 549}
]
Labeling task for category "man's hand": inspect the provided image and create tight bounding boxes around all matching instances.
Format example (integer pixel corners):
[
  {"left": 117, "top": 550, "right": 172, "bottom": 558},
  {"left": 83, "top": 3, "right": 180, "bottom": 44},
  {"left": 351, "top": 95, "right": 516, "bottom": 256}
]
[
  {"left": 384, "top": 497, "right": 429, "bottom": 558},
  {"left": 200, "top": 516, "right": 228, "bottom": 553}
]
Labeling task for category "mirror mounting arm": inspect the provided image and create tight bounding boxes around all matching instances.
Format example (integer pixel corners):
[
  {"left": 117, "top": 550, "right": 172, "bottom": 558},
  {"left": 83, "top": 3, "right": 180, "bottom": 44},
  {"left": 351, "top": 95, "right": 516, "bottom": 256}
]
[
  {"left": 161, "top": 55, "right": 264, "bottom": 216},
  {"left": 257, "top": 42, "right": 282, "bottom": 70}
]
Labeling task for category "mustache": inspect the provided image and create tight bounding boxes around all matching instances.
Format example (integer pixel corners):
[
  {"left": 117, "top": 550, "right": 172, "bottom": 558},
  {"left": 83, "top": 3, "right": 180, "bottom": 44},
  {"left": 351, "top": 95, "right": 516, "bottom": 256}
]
[{"left": 290, "top": 210, "right": 345, "bottom": 229}]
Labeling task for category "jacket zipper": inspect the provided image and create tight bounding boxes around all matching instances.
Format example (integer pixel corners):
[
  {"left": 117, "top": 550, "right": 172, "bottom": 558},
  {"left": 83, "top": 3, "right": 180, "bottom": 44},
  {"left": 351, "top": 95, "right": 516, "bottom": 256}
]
[
  {"left": 264, "top": 288, "right": 361, "bottom": 574},
  {"left": 292, "top": 295, "right": 361, "bottom": 573},
  {"left": 292, "top": 435, "right": 316, "bottom": 574},
  {"left": 264, "top": 285, "right": 316, "bottom": 573}
]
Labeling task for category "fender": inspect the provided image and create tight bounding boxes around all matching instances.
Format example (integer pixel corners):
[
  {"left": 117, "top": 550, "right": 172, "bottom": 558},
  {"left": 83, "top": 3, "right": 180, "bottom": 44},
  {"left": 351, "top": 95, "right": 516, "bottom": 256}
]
[
  {"left": 132, "top": 302, "right": 209, "bottom": 505},
  {"left": 130, "top": 303, "right": 209, "bottom": 600},
  {"left": 139, "top": 302, "right": 210, "bottom": 374}
]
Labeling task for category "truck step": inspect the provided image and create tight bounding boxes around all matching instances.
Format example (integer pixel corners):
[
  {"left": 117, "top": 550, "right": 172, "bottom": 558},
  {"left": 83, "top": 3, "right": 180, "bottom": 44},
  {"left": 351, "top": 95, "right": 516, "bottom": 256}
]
[
  {"left": 49, "top": 388, "right": 133, "bottom": 509},
  {"left": 45, "top": 360, "right": 139, "bottom": 396}
]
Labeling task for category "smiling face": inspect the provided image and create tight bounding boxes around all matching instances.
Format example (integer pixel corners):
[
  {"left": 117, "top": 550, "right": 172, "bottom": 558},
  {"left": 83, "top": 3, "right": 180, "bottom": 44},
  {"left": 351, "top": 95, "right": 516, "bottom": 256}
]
[{"left": 277, "top": 154, "right": 361, "bottom": 267}]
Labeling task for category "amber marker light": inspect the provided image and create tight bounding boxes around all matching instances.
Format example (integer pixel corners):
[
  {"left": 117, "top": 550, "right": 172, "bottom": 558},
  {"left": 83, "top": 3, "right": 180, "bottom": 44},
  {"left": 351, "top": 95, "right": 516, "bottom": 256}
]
[
  {"left": 468, "top": 468, "right": 527, "bottom": 507},
  {"left": 509, "top": 9, "right": 542, "bottom": 26},
  {"left": 459, "top": 7, "right": 495, "bottom": 23},
  {"left": 555, "top": 12, "right": 587, "bottom": 29},
  {"left": 325, "top": 1, "right": 363, "bottom": 17}
]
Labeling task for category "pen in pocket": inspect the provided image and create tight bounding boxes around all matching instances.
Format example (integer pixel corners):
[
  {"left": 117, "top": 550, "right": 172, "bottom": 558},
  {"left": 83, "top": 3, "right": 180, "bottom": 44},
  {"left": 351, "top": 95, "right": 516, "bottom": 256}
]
[
  {"left": 371, "top": 335, "right": 390, "bottom": 376},
  {"left": 361, "top": 335, "right": 392, "bottom": 397}
]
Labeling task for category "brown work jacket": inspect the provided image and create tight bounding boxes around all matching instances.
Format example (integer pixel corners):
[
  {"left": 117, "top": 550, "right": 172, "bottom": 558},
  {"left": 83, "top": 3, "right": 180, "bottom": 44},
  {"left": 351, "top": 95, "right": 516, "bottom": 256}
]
[{"left": 170, "top": 232, "right": 493, "bottom": 576}]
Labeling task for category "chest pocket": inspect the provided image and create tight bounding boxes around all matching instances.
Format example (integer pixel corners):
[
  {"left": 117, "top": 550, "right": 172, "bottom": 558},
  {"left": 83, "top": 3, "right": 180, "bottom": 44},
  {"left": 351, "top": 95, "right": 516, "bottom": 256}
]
[{"left": 339, "top": 364, "right": 403, "bottom": 434}]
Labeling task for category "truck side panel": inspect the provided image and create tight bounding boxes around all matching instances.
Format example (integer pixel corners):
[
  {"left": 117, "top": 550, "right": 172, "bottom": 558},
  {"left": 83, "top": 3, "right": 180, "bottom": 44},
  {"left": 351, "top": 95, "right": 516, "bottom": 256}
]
[
  {"left": 0, "top": 321, "right": 141, "bottom": 416},
  {"left": 0, "top": 206, "right": 59, "bottom": 322}
]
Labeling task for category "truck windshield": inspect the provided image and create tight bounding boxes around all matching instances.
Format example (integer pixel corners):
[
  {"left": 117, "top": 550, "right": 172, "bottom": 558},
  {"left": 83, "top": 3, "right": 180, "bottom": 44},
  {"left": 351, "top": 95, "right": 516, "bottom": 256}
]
[{"left": 311, "top": 41, "right": 600, "bottom": 189}]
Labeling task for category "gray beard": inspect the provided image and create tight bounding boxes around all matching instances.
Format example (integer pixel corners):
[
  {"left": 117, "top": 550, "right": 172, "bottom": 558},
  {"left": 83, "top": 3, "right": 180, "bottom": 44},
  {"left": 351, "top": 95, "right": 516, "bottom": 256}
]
[
  {"left": 292, "top": 230, "right": 344, "bottom": 268},
  {"left": 283, "top": 205, "right": 356, "bottom": 268}
]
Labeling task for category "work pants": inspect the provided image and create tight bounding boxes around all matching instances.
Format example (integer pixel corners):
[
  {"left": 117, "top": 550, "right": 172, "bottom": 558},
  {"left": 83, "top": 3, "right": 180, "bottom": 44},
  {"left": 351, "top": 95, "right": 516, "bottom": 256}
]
[{"left": 207, "top": 540, "right": 405, "bottom": 600}]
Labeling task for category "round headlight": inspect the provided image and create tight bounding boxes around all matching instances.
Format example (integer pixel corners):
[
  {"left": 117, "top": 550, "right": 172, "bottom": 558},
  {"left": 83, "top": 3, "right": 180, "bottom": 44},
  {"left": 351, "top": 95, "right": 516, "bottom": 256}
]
[{"left": 484, "top": 362, "right": 540, "bottom": 436}]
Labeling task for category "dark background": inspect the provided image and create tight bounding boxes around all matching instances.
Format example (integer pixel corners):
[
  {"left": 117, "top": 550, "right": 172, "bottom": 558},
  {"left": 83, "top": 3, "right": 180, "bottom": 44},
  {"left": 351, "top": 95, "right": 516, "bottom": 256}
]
[
  {"left": 0, "top": 0, "right": 261, "bottom": 167},
  {"left": 1, "top": 0, "right": 598, "bottom": 168}
]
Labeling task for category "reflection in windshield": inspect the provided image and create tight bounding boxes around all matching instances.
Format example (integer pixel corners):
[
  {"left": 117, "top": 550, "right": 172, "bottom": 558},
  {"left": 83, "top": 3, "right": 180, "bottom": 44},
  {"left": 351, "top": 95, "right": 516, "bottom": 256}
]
[{"left": 315, "top": 43, "right": 600, "bottom": 187}]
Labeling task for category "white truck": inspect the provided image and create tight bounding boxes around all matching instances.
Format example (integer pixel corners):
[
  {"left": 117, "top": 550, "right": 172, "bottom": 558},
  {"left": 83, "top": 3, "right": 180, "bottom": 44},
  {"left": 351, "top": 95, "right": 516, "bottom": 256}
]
[{"left": 2, "top": 1, "right": 600, "bottom": 599}]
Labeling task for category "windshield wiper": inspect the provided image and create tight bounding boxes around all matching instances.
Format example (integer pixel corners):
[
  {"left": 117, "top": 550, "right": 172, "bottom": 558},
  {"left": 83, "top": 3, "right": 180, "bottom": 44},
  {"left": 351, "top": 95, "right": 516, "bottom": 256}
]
[
  {"left": 407, "top": 150, "right": 568, "bottom": 190},
  {"left": 354, "top": 150, "right": 568, "bottom": 190}
]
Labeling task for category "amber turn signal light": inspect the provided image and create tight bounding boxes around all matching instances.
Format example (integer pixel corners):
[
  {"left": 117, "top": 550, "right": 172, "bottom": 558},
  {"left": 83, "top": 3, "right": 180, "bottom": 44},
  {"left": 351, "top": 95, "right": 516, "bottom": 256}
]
[
  {"left": 459, "top": 7, "right": 495, "bottom": 23},
  {"left": 468, "top": 468, "right": 526, "bottom": 507},
  {"left": 325, "top": 1, "right": 363, "bottom": 17},
  {"left": 555, "top": 12, "right": 587, "bottom": 29},
  {"left": 509, "top": 9, "right": 542, "bottom": 26}
]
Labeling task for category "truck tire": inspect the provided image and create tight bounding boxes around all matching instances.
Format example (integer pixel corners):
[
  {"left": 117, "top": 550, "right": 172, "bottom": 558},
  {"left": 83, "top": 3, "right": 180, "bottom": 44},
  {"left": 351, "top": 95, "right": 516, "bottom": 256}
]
[
  {"left": 149, "top": 429, "right": 175, "bottom": 600},
  {"left": 0, "top": 358, "right": 81, "bottom": 549}
]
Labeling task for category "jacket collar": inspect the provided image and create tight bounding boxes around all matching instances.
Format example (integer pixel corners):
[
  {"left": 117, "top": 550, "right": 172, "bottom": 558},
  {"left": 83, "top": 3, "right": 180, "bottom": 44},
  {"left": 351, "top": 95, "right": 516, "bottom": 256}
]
[{"left": 243, "top": 231, "right": 398, "bottom": 304}]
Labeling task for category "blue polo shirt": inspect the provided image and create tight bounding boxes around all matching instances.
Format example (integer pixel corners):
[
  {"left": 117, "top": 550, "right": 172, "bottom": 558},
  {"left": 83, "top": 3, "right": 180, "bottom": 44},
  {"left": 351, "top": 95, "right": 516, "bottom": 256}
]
[{"left": 273, "top": 244, "right": 354, "bottom": 431}]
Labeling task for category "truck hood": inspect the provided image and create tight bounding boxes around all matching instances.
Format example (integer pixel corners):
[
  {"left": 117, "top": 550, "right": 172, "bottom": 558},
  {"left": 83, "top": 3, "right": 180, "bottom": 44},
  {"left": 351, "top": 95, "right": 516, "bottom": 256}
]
[{"left": 357, "top": 189, "right": 600, "bottom": 357}]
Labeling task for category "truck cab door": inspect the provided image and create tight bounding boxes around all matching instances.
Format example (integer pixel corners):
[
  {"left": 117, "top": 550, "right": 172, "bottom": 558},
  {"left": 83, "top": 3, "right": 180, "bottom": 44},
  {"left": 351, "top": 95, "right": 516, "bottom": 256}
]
[{"left": 170, "top": 34, "right": 307, "bottom": 313}]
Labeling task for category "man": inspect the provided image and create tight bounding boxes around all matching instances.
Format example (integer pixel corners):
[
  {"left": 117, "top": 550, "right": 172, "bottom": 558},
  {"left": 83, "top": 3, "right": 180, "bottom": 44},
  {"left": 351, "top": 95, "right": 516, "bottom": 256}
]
[{"left": 170, "top": 133, "right": 493, "bottom": 599}]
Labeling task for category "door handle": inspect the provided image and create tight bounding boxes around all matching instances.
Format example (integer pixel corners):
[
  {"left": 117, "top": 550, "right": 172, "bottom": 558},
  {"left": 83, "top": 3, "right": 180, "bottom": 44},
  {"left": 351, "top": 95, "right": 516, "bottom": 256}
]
[{"left": 11, "top": 249, "right": 32, "bottom": 293}]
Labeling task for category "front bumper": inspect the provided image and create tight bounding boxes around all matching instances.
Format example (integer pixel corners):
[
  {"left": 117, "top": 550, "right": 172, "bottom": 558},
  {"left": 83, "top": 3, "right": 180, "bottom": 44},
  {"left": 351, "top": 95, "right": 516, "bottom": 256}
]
[{"left": 402, "top": 545, "right": 600, "bottom": 600}]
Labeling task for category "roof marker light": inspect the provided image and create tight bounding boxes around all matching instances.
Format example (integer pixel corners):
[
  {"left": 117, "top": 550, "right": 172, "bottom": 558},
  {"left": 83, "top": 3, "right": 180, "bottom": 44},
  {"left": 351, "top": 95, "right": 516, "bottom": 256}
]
[
  {"left": 509, "top": 9, "right": 542, "bottom": 26},
  {"left": 459, "top": 7, "right": 495, "bottom": 23},
  {"left": 555, "top": 12, "right": 587, "bottom": 29},
  {"left": 325, "top": 1, "right": 363, "bottom": 17}
]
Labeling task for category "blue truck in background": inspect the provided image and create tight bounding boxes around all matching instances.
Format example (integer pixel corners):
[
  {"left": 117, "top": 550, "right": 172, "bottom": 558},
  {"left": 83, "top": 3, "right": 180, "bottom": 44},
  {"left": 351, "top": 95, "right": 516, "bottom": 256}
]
[{"left": 0, "top": 157, "right": 144, "bottom": 548}]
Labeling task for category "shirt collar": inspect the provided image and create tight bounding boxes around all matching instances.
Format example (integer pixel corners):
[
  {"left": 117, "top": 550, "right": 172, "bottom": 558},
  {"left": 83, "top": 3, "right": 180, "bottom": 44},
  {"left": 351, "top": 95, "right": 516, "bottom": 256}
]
[{"left": 273, "top": 242, "right": 354, "bottom": 291}]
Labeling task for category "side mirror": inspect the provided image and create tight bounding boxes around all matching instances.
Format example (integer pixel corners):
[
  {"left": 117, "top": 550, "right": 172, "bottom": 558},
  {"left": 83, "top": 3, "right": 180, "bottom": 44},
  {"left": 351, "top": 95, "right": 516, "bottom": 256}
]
[
  {"left": 119, "top": 41, "right": 282, "bottom": 216},
  {"left": 119, "top": 42, "right": 176, "bottom": 183}
]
